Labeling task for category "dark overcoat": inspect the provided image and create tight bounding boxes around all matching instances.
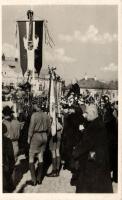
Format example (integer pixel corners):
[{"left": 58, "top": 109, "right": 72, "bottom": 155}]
[
  {"left": 2, "top": 135, "right": 15, "bottom": 192},
  {"left": 61, "top": 107, "right": 84, "bottom": 169},
  {"left": 72, "top": 117, "right": 113, "bottom": 193}
]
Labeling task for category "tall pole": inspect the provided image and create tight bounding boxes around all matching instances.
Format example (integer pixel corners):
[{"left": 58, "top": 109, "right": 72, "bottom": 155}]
[
  {"left": 27, "top": 10, "right": 34, "bottom": 84},
  {"left": 30, "top": 7, "right": 34, "bottom": 82}
]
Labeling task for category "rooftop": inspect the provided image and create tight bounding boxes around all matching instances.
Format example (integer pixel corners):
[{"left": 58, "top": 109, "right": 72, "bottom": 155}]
[{"left": 78, "top": 78, "right": 118, "bottom": 90}]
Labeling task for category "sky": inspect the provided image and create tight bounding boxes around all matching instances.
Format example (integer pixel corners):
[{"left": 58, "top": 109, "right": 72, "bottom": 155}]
[{"left": 2, "top": 5, "right": 118, "bottom": 84}]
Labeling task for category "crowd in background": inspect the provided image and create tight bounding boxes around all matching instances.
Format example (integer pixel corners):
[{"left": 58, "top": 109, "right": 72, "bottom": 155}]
[{"left": 2, "top": 82, "right": 118, "bottom": 193}]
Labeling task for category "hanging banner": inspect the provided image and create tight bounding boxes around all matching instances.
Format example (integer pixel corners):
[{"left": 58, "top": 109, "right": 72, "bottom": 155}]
[
  {"left": 35, "top": 21, "right": 43, "bottom": 75},
  {"left": 17, "top": 20, "right": 43, "bottom": 76},
  {"left": 17, "top": 21, "right": 27, "bottom": 76}
]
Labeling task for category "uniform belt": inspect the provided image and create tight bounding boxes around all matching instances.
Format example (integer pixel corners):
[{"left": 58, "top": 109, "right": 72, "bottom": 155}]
[
  {"left": 34, "top": 130, "right": 47, "bottom": 133},
  {"left": 57, "top": 128, "right": 62, "bottom": 132}
]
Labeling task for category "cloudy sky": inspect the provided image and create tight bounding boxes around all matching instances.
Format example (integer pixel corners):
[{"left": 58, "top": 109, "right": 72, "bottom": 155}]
[{"left": 2, "top": 5, "right": 118, "bottom": 83}]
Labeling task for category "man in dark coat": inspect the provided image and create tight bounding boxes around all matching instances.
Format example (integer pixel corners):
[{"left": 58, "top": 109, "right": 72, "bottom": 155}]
[
  {"left": 100, "top": 96, "right": 118, "bottom": 182},
  {"left": 61, "top": 104, "right": 84, "bottom": 171},
  {"left": 2, "top": 123, "right": 15, "bottom": 192},
  {"left": 72, "top": 104, "right": 113, "bottom": 193}
]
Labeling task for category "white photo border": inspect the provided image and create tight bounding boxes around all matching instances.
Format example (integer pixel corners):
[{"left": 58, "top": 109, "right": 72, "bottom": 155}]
[{"left": 0, "top": 0, "right": 122, "bottom": 200}]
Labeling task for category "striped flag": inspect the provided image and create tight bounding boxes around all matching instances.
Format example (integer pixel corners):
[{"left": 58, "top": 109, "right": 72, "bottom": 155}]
[
  {"left": 57, "top": 81, "right": 62, "bottom": 117},
  {"left": 49, "top": 76, "right": 56, "bottom": 136},
  {"left": 17, "top": 20, "right": 43, "bottom": 76}
]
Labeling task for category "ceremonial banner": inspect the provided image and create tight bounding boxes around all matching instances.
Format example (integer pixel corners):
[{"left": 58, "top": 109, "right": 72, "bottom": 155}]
[
  {"left": 49, "top": 77, "right": 56, "bottom": 136},
  {"left": 35, "top": 21, "right": 43, "bottom": 75},
  {"left": 54, "top": 79, "right": 58, "bottom": 113},
  {"left": 57, "top": 81, "right": 62, "bottom": 117},
  {"left": 17, "top": 20, "right": 43, "bottom": 76},
  {"left": 17, "top": 21, "right": 27, "bottom": 75}
]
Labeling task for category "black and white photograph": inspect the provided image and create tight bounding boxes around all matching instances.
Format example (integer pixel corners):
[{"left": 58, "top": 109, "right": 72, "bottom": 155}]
[{"left": 0, "top": 0, "right": 122, "bottom": 199}]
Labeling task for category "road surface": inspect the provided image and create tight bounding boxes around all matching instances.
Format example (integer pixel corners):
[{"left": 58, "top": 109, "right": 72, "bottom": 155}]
[{"left": 13, "top": 155, "right": 117, "bottom": 193}]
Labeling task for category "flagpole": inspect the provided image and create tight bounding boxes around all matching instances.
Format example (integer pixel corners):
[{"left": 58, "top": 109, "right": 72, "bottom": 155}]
[{"left": 32, "top": 18, "right": 35, "bottom": 85}]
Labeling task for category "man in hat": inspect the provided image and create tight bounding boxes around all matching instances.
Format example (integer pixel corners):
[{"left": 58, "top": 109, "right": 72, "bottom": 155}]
[
  {"left": 28, "top": 101, "right": 51, "bottom": 185},
  {"left": 67, "top": 79, "right": 80, "bottom": 98}
]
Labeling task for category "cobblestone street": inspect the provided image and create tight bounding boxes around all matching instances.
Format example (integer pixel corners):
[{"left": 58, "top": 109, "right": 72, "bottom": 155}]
[
  {"left": 13, "top": 156, "right": 75, "bottom": 193},
  {"left": 13, "top": 155, "right": 117, "bottom": 193}
]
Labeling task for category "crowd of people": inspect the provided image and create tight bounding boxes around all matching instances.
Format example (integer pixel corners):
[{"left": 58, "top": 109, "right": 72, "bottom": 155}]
[{"left": 2, "top": 82, "right": 118, "bottom": 193}]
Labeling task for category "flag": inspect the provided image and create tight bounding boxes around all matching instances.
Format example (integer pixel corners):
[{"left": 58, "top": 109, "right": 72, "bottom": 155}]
[
  {"left": 49, "top": 77, "right": 56, "bottom": 136},
  {"left": 17, "top": 20, "right": 43, "bottom": 76},
  {"left": 17, "top": 21, "right": 27, "bottom": 75},
  {"left": 54, "top": 79, "right": 58, "bottom": 114},
  {"left": 35, "top": 21, "right": 43, "bottom": 75},
  {"left": 56, "top": 81, "right": 62, "bottom": 117}
]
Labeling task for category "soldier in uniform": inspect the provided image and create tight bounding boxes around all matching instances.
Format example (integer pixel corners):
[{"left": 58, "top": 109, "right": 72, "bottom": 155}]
[{"left": 28, "top": 100, "right": 51, "bottom": 186}]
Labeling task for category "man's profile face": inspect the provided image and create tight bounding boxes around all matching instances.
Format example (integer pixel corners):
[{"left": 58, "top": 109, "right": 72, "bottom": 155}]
[
  {"left": 85, "top": 109, "right": 94, "bottom": 121},
  {"left": 84, "top": 105, "right": 98, "bottom": 121},
  {"left": 63, "top": 108, "right": 68, "bottom": 114},
  {"left": 69, "top": 108, "right": 75, "bottom": 114}
]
